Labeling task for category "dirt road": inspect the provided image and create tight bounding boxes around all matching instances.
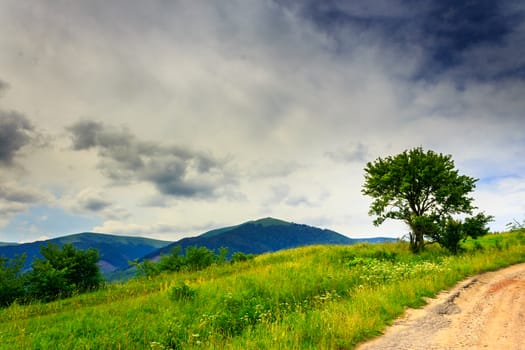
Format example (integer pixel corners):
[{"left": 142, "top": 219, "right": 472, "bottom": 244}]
[{"left": 357, "top": 263, "right": 525, "bottom": 350}]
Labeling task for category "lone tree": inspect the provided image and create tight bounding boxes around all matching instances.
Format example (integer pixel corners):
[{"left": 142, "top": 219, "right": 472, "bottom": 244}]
[{"left": 362, "top": 147, "right": 491, "bottom": 253}]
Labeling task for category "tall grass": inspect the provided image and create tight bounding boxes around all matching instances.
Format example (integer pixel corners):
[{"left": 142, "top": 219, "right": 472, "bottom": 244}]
[{"left": 1, "top": 231, "right": 524, "bottom": 349}]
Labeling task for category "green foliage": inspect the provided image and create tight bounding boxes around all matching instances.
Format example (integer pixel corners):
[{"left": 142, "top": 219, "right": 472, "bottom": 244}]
[
  {"left": 38, "top": 243, "right": 103, "bottom": 292},
  {"left": 133, "top": 246, "right": 234, "bottom": 278},
  {"left": 439, "top": 219, "right": 464, "bottom": 255},
  {"left": 348, "top": 257, "right": 449, "bottom": 286},
  {"left": 216, "top": 247, "right": 229, "bottom": 264},
  {"left": 0, "top": 233, "right": 523, "bottom": 349},
  {"left": 27, "top": 259, "right": 73, "bottom": 302},
  {"left": 0, "top": 254, "right": 26, "bottom": 307},
  {"left": 169, "top": 283, "right": 196, "bottom": 302},
  {"left": 435, "top": 213, "right": 493, "bottom": 254},
  {"left": 184, "top": 246, "right": 216, "bottom": 271},
  {"left": 158, "top": 246, "right": 184, "bottom": 273},
  {"left": 463, "top": 213, "right": 493, "bottom": 239},
  {"left": 0, "top": 233, "right": 170, "bottom": 277},
  {"left": 362, "top": 147, "right": 484, "bottom": 252},
  {"left": 231, "top": 251, "right": 256, "bottom": 264},
  {"left": 130, "top": 258, "right": 161, "bottom": 278},
  {"left": 2, "top": 244, "right": 104, "bottom": 305}
]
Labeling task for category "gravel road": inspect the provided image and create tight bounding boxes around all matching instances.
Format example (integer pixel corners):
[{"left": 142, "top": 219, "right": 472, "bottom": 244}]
[{"left": 356, "top": 263, "right": 525, "bottom": 350}]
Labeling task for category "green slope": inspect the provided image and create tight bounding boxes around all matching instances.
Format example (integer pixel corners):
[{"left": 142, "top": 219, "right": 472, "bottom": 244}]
[{"left": 0, "top": 232, "right": 523, "bottom": 349}]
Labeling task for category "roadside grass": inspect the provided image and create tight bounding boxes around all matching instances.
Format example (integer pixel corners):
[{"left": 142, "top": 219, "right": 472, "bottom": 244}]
[{"left": 1, "top": 231, "right": 523, "bottom": 349}]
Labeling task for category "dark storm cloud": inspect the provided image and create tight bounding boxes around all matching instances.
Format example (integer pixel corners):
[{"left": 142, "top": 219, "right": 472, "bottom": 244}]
[
  {"left": 0, "top": 111, "right": 35, "bottom": 166},
  {"left": 279, "top": 0, "right": 525, "bottom": 81},
  {"left": 0, "top": 184, "right": 44, "bottom": 204},
  {"left": 0, "top": 182, "right": 51, "bottom": 226},
  {"left": 80, "top": 196, "right": 111, "bottom": 212},
  {"left": 418, "top": 1, "right": 525, "bottom": 81},
  {"left": 67, "top": 120, "right": 234, "bottom": 198},
  {"left": 67, "top": 120, "right": 104, "bottom": 150}
]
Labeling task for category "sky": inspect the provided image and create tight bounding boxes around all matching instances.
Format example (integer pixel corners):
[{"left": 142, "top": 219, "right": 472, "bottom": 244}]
[{"left": 1, "top": 0, "right": 524, "bottom": 243}]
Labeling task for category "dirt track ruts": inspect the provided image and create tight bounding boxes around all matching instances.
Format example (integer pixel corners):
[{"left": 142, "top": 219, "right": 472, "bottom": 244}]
[{"left": 356, "top": 263, "right": 525, "bottom": 350}]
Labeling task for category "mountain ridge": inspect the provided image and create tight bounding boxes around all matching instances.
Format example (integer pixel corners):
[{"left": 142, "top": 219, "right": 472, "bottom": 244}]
[
  {"left": 1, "top": 218, "right": 396, "bottom": 280},
  {"left": 144, "top": 217, "right": 395, "bottom": 260},
  {"left": 0, "top": 232, "right": 171, "bottom": 277}
]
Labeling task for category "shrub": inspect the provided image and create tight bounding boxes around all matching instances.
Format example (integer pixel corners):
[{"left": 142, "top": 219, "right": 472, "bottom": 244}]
[
  {"left": 183, "top": 246, "right": 215, "bottom": 271},
  {"left": 169, "top": 283, "right": 196, "bottom": 302},
  {"left": 27, "top": 243, "right": 103, "bottom": 302},
  {"left": 0, "top": 254, "right": 27, "bottom": 307},
  {"left": 231, "top": 252, "right": 256, "bottom": 264},
  {"left": 158, "top": 246, "right": 185, "bottom": 272},
  {"left": 27, "top": 259, "right": 72, "bottom": 302}
]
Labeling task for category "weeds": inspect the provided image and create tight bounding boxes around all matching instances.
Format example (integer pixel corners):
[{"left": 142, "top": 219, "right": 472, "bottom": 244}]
[
  {"left": 169, "top": 283, "right": 196, "bottom": 302},
  {"left": 0, "top": 231, "right": 523, "bottom": 349}
]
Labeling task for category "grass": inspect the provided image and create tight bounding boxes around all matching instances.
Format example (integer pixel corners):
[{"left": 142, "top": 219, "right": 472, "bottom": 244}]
[{"left": 1, "top": 230, "right": 524, "bottom": 349}]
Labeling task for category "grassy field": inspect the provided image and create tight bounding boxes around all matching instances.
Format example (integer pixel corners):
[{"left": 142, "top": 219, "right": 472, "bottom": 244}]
[{"left": 1, "top": 231, "right": 524, "bottom": 349}]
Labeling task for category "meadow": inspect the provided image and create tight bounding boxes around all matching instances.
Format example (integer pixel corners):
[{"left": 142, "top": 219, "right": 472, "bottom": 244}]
[{"left": 1, "top": 231, "right": 524, "bottom": 349}]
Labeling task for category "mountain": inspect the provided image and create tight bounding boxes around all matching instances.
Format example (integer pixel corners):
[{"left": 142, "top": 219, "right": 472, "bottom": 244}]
[
  {"left": 1, "top": 218, "right": 395, "bottom": 280},
  {"left": 144, "top": 217, "right": 395, "bottom": 260},
  {"left": 0, "top": 233, "right": 171, "bottom": 276},
  {"left": 0, "top": 242, "right": 19, "bottom": 247}
]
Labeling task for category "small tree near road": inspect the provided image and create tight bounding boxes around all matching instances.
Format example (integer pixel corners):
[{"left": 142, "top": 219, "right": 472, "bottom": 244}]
[{"left": 362, "top": 147, "right": 492, "bottom": 253}]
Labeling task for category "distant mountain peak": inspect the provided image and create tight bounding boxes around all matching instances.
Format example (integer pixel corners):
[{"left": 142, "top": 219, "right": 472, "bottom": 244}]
[
  {"left": 200, "top": 217, "right": 291, "bottom": 239},
  {"left": 249, "top": 217, "right": 290, "bottom": 226},
  {"left": 144, "top": 217, "right": 369, "bottom": 262}
]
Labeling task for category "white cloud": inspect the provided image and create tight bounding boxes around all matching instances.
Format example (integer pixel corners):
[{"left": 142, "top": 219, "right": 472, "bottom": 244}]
[
  {"left": 475, "top": 176, "right": 525, "bottom": 231},
  {"left": 0, "top": 1, "right": 524, "bottom": 242},
  {"left": 20, "top": 235, "right": 50, "bottom": 244},
  {"left": 92, "top": 220, "right": 185, "bottom": 241}
]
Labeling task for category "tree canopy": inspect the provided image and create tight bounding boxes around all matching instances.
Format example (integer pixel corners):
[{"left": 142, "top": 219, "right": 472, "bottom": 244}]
[
  {"left": 0, "top": 254, "right": 26, "bottom": 307},
  {"left": 0, "top": 243, "right": 103, "bottom": 306},
  {"left": 27, "top": 243, "right": 103, "bottom": 301},
  {"left": 362, "top": 147, "right": 491, "bottom": 252}
]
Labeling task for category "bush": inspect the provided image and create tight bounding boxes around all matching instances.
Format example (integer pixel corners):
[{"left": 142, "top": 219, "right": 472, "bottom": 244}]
[
  {"left": 440, "top": 219, "right": 464, "bottom": 255},
  {"left": 169, "top": 283, "right": 196, "bottom": 301},
  {"left": 133, "top": 246, "right": 235, "bottom": 278},
  {"left": 27, "top": 259, "right": 72, "bottom": 302},
  {"left": 231, "top": 252, "right": 256, "bottom": 264},
  {"left": 27, "top": 243, "right": 103, "bottom": 302},
  {"left": 131, "top": 258, "right": 161, "bottom": 278},
  {"left": 439, "top": 214, "right": 493, "bottom": 254},
  {"left": 184, "top": 246, "right": 216, "bottom": 271},
  {"left": 158, "top": 246, "right": 185, "bottom": 272},
  {"left": 0, "top": 254, "right": 27, "bottom": 307}
]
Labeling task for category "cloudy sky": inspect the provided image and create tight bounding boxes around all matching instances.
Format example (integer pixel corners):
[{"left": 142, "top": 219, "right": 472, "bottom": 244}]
[{"left": 1, "top": 0, "right": 524, "bottom": 243}]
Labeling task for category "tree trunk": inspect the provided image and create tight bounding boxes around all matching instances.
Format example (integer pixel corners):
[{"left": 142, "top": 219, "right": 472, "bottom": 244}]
[{"left": 408, "top": 223, "right": 425, "bottom": 253}]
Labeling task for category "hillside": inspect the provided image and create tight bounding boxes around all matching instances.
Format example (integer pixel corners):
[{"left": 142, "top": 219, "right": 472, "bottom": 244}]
[
  {"left": 1, "top": 218, "right": 395, "bottom": 279},
  {"left": 144, "top": 217, "right": 394, "bottom": 260},
  {"left": 0, "top": 233, "right": 171, "bottom": 275},
  {"left": 0, "top": 232, "right": 523, "bottom": 349}
]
